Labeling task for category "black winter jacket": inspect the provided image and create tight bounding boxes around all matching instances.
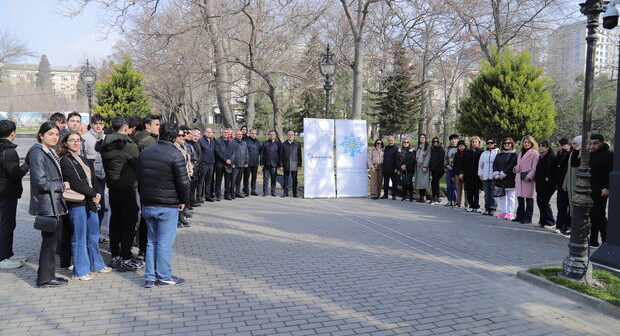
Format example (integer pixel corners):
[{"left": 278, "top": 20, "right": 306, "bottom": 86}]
[
  {"left": 260, "top": 140, "right": 280, "bottom": 167},
  {"left": 99, "top": 132, "right": 139, "bottom": 189},
  {"left": 555, "top": 148, "right": 571, "bottom": 187},
  {"left": 535, "top": 151, "right": 557, "bottom": 194},
  {"left": 279, "top": 140, "right": 302, "bottom": 171},
  {"left": 0, "top": 139, "right": 28, "bottom": 199},
  {"left": 383, "top": 145, "right": 399, "bottom": 172},
  {"left": 589, "top": 143, "right": 613, "bottom": 193},
  {"left": 25, "top": 143, "right": 68, "bottom": 217},
  {"left": 59, "top": 154, "right": 99, "bottom": 211},
  {"left": 492, "top": 151, "right": 517, "bottom": 189},
  {"left": 138, "top": 140, "right": 191, "bottom": 207},
  {"left": 429, "top": 145, "right": 445, "bottom": 172},
  {"left": 397, "top": 147, "right": 416, "bottom": 173},
  {"left": 245, "top": 137, "right": 261, "bottom": 167},
  {"left": 214, "top": 137, "right": 234, "bottom": 168},
  {"left": 463, "top": 148, "right": 483, "bottom": 182},
  {"left": 453, "top": 150, "right": 467, "bottom": 176}
]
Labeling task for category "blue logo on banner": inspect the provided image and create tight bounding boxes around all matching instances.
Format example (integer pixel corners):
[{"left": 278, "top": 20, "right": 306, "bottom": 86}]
[{"left": 339, "top": 134, "right": 363, "bottom": 157}]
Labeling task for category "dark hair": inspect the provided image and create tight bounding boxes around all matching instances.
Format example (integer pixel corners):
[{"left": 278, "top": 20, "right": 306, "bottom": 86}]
[
  {"left": 449, "top": 134, "right": 459, "bottom": 141},
  {"left": 111, "top": 117, "right": 128, "bottom": 132},
  {"left": 374, "top": 139, "right": 384, "bottom": 148},
  {"left": 127, "top": 115, "right": 142, "bottom": 130},
  {"left": 418, "top": 133, "right": 429, "bottom": 151},
  {"left": 67, "top": 111, "right": 81, "bottom": 121},
  {"left": 590, "top": 134, "right": 604, "bottom": 142},
  {"left": 558, "top": 137, "right": 570, "bottom": 146},
  {"left": 457, "top": 140, "right": 467, "bottom": 150},
  {"left": 179, "top": 125, "right": 190, "bottom": 132},
  {"left": 240, "top": 125, "right": 248, "bottom": 131},
  {"left": 37, "top": 121, "right": 59, "bottom": 143},
  {"left": 0, "top": 120, "right": 17, "bottom": 138},
  {"left": 268, "top": 130, "right": 276, "bottom": 134},
  {"left": 90, "top": 114, "right": 105, "bottom": 125},
  {"left": 539, "top": 140, "right": 551, "bottom": 148},
  {"left": 49, "top": 112, "right": 66, "bottom": 124},
  {"left": 431, "top": 136, "right": 440, "bottom": 144},
  {"left": 501, "top": 137, "right": 515, "bottom": 149},
  {"left": 56, "top": 131, "right": 82, "bottom": 157},
  {"left": 143, "top": 114, "right": 160, "bottom": 127},
  {"left": 159, "top": 122, "right": 179, "bottom": 143}
]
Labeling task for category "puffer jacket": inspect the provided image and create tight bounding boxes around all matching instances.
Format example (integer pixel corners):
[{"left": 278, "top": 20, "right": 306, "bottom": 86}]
[
  {"left": 99, "top": 132, "right": 139, "bottom": 189},
  {"left": 478, "top": 148, "right": 499, "bottom": 180},
  {"left": 0, "top": 139, "right": 29, "bottom": 199},
  {"left": 397, "top": 147, "right": 416, "bottom": 173},
  {"left": 133, "top": 130, "right": 157, "bottom": 151},
  {"left": 138, "top": 140, "right": 190, "bottom": 207},
  {"left": 25, "top": 143, "right": 68, "bottom": 217}
]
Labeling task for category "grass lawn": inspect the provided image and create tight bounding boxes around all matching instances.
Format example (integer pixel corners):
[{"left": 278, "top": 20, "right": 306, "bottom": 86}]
[{"left": 528, "top": 266, "right": 620, "bottom": 308}]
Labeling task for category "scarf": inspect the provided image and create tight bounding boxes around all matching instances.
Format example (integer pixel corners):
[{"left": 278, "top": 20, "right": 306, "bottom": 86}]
[
  {"left": 416, "top": 144, "right": 426, "bottom": 164},
  {"left": 70, "top": 151, "right": 92, "bottom": 188}
]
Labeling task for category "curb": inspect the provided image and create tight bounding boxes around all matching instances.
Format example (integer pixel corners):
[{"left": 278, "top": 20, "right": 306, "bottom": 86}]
[{"left": 516, "top": 270, "right": 620, "bottom": 320}]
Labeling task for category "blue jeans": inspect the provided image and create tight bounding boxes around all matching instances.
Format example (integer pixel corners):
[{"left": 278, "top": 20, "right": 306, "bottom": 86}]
[
  {"left": 68, "top": 206, "right": 106, "bottom": 276},
  {"left": 482, "top": 180, "right": 497, "bottom": 211},
  {"left": 445, "top": 169, "right": 457, "bottom": 202},
  {"left": 142, "top": 206, "right": 178, "bottom": 281}
]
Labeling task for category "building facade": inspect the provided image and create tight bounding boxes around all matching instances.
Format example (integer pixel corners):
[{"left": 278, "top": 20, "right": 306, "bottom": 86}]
[{"left": 0, "top": 63, "right": 83, "bottom": 99}]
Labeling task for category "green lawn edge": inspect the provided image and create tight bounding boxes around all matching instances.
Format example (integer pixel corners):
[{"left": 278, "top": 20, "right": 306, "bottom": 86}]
[{"left": 528, "top": 266, "right": 620, "bottom": 308}]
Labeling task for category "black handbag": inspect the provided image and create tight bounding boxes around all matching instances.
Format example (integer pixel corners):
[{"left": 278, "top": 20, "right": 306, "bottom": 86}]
[
  {"left": 493, "top": 186, "right": 506, "bottom": 197},
  {"left": 398, "top": 173, "right": 413, "bottom": 187},
  {"left": 34, "top": 215, "right": 59, "bottom": 232},
  {"left": 520, "top": 171, "right": 529, "bottom": 180}
]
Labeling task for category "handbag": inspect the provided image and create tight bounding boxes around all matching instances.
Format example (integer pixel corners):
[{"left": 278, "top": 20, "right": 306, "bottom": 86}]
[
  {"left": 493, "top": 186, "right": 506, "bottom": 197},
  {"left": 398, "top": 173, "right": 413, "bottom": 187},
  {"left": 34, "top": 215, "right": 59, "bottom": 232},
  {"left": 62, "top": 157, "right": 86, "bottom": 202},
  {"left": 520, "top": 172, "right": 529, "bottom": 180}
]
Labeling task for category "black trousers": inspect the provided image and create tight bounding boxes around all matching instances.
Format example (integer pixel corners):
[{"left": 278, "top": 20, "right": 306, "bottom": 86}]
[
  {"left": 57, "top": 215, "right": 72, "bottom": 268},
  {"left": 283, "top": 171, "right": 298, "bottom": 195},
  {"left": 516, "top": 197, "right": 534, "bottom": 223},
  {"left": 138, "top": 216, "right": 147, "bottom": 255},
  {"left": 401, "top": 185, "right": 414, "bottom": 199},
  {"left": 263, "top": 166, "right": 277, "bottom": 195},
  {"left": 215, "top": 166, "right": 232, "bottom": 198},
  {"left": 97, "top": 178, "right": 107, "bottom": 228},
  {"left": 189, "top": 177, "right": 198, "bottom": 203},
  {"left": 232, "top": 168, "right": 244, "bottom": 195},
  {"left": 465, "top": 181, "right": 480, "bottom": 209},
  {"left": 383, "top": 171, "right": 397, "bottom": 197},
  {"left": 37, "top": 229, "right": 59, "bottom": 285},
  {"left": 243, "top": 166, "right": 258, "bottom": 194},
  {"left": 109, "top": 188, "right": 138, "bottom": 260},
  {"left": 536, "top": 190, "right": 556, "bottom": 226},
  {"left": 431, "top": 170, "right": 444, "bottom": 199},
  {"left": 556, "top": 187, "right": 571, "bottom": 232},
  {"left": 0, "top": 198, "right": 18, "bottom": 261},
  {"left": 590, "top": 193, "right": 608, "bottom": 245},
  {"left": 198, "top": 163, "right": 214, "bottom": 199}
]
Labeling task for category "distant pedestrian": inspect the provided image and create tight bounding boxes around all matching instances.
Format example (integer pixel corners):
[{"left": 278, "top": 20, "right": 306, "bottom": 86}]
[
  {"left": 444, "top": 134, "right": 459, "bottom": 206},
  {"left": 554, "top": 138, "right": 572, "bottom": 234},
  {"left": 381, "top": 136, "right": 399, "bottom": 200},
  {"left": 260, "top": 130, "right": 281, "bottom": 197},
  {"left": 534, "top": 140, "right": 557, "bottom": 228},
  {"left": 0, "top": 120, "right": 29, "bottom": 269},
  {"left": 588, "top": 134, "right": 613, "bottom": 247},
  {"left": 513, "top": 135, "right": 539, "bottom": 224},
  {"left": 214, "top": 128, "right": 234, "bottom": 201},
  {"left": 429, "top": 137, "right": 445, "bottom": 205},
  {"left": 231, "top": 130, "right": 249, "bottom": 198},
  {"left": 138, "top": 122, "right": 190, "bottom": 288},
  {"left": 243, "top": 129, "right": 261, "bottom": 196},
  {"left": 198, "top": 128, "right": 216, "bottom": 201},
  {"left": 563, "top": 136, "right": 582, "bottom": 218},
  {"left": 279, "top": 130, "right": 302, "bottom": 198},
  {"left": 478, "top": 138, "right": 499, "bottom": 216},
  {"left": 26, "top": 122, "right": 69, "bottom": 287},
  {"left": 397, "top": 139, "right": 415, "bottom": 202},
  {"left": 367, "top": 139, "right": 384, "bottom": 199},
  {"left": 464, "top": 136, "right": 483, "bottom": 213},
  {"left": 492, "top": 138, "right": 517, "bottom": 220},
  {"left": 414, "top": 134, "right": 431, "bottom": 203},
  {"left": 452, "top": 140, "right": 468, "bottom": 208}
]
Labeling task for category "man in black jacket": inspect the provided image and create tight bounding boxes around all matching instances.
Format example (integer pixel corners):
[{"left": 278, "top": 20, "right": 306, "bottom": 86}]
[
  {"left": 382, "top": 136, "right": 399, "bottom": 200},
  {"left": 555, "top": 138, "right": 572, "bottom": 234},
  {"left": 279, "top": 130, "right": 302, "bottom": 198},
  {"left": 0, "top": 120, "right": 29, "bottom": 269},
  {"left": 231, "top": 130, "right": 249, "bottom": 198},
  {"left": 260, "top": 130, "right": 280, "bottom": 196},
  {"left": 198, "top": 128, "right": 216, "bottom": 201},
  {"left": 535, "top": 140, "right": 557, "bottom": 227},
  {"left": 589, "top": 134, "right": 614, "bottom": 247},
  {"left": 243, "top": 129, "right": 261, "bottom": 196},
  {"left": 99, "top": 117, "right": 141, "bottom": 272},
  {"left": 214, "top": 128, "right": 234, "bottom": 200},
  {"left": 138, "top": 122, "right": 190, "bottom": 288}
]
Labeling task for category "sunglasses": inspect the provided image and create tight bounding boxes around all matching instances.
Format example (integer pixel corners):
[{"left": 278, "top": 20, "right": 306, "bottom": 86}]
[
  {"left": 177, "top": 133, "right": 184, "bottom": 137},
  {"left": 432, "top": 140, "right": 439, "bottom": 143},
  {"left": 503, "top": 142, "right": 513, "bottom": 145},
  {"left": 402, "top": 141, "right": 410, "bottom": 143},
  {"left": 487, "top": 142, "right": 495, "bottom": 145}
]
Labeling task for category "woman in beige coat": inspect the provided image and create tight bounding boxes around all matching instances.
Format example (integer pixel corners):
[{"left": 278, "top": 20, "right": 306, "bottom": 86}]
[{"left": 368, "top": 139, "right": 384, "bottom": 199}]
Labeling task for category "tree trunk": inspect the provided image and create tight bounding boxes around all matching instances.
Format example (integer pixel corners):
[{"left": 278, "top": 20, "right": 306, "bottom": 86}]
[
  {"left": 351, "top": 37, "right": 364, "bottom": 120},
  {"left": 268, "top": 84, "right": 283, "bottom": 140},
  {"left": 198, "top": 0, "right": 235, "bottom": 129},
  {"left": 246, "top": 69, "right": 257, "bottom": 129}
]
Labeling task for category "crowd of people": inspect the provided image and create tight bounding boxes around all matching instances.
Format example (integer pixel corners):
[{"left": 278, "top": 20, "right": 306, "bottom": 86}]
[
  {"left": 0, "top": 113, "right": 302, "bottom": 288},
  {"left": 368, "top": 133, "right": 613, "bottom": 246}
]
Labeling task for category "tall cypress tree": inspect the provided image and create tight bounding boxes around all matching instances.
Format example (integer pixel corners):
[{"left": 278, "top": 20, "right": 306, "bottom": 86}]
[
  {"left": 93, "top": 56, "right": 151, "bottom": 119},
  {"left": 457, "top": 48, "right": 556, "bottom": 141},
  {"left": 370, "top": 44, "right": 424, "bottom": 136},
  {"left": 36, "top": 54, "right": 52, "bottom": 90}
]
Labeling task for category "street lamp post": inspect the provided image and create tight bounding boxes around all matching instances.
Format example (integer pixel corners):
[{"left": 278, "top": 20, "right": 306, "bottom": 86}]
[
  {"left": 80, "top": 59, "right": 97, "bottom": 119},
  {"left": 319, "top": 45, "right": 336, "bottom": 118},
  {"left": 561, "top": 0, "right": 607, "bottom": 282},
  {"left": 591, "top": 0, "right": 620, "bottom": 269}
]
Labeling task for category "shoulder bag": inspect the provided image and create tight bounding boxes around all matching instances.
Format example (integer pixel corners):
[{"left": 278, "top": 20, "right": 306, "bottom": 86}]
[
  {"left": 62, "top": 157, "right": 86, "bottom": 202},
  {"left": 34, "top": 193, "right": 60, "bottom": 232}
]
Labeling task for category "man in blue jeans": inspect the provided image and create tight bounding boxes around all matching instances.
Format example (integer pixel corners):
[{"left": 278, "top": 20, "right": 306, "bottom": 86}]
[{"left": 138, "top": 122, "right": 190, "bottom": 288}]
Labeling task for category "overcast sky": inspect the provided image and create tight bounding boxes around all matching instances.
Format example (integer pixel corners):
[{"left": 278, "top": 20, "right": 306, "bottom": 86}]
[{"left": 0, "top": 0, "right": 120, "bottom": 67}]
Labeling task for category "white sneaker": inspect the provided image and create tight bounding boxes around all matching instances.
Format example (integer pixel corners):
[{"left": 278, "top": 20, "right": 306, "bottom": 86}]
[
  {"left": 9, "top": 255, "right": 27, "bottom": 263},
  {"left": 0, "top": 258, "right": 23, "bottom": 269},
  {"left": 73, "top": 273, "right": 95, "bottom": 281}
]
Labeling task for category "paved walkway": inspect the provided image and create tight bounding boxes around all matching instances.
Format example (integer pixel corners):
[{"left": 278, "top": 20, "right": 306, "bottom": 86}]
[{"left": 1, "top": 185, "right": 619, "bottom": 336}]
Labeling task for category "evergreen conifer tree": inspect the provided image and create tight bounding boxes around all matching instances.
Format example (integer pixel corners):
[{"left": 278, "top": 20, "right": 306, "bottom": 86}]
[
  {"left": 36, "top": 54, "right": 52, "bottom": 90},
  {"left": 370, "top": 44, "right": 424, "bottom": 137},
  {"left": 457, "top": 48, "right": 556, "bottom": 141},
  {"left": 94, "top": 56, "right": 151, "bottom": 119}
]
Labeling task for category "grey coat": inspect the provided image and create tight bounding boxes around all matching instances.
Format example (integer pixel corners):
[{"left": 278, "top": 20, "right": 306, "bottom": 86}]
[
  {"left": 279, "top": 140, "right": 302, "bottom": 171},
  {"left": 414, "top": 145, "right": 431, "bottom": 190},
  {"left": 25, "top": 143, "right": 68, "bottom": 217},
  {"left": 231, "top": 139, "right": 249, "bottom": 168}
]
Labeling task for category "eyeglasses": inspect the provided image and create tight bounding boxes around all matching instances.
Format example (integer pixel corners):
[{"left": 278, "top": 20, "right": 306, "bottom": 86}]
[{"left": 67, "top": 139, "right": 81, "bottom": 144}]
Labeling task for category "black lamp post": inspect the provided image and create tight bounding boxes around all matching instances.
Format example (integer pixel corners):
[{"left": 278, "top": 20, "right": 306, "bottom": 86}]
[
  {"left": 561, "top": 0, "right": 607, "bottom": 282},
  {"left": 319, "top": 45, "right": 336, "bottom": 118},
  {"left": 80, "top": 59, "right": 97, "bottom": 119},
  {"left": 591, "top": 0, "right": 620, "bottom": 269}
]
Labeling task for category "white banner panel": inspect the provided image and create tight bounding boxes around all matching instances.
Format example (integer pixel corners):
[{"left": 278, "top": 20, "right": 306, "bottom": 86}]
[
  {"left": 303, "top": 118, "right": 336, "bottom": 198},
  {"left": 335, "top": 119, "right": 368, "bottom": 198}
]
